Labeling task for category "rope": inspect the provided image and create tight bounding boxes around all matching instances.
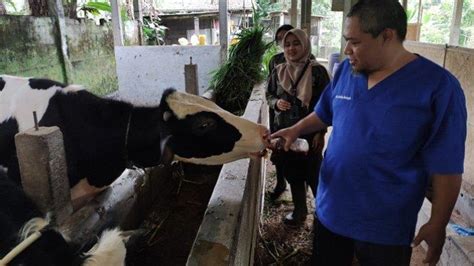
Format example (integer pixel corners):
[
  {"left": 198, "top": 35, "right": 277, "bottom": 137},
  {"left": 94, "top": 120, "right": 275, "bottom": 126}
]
[
  {"left": 0, "top": 229, "right": 46, "bottom": 265},
  {"left": 124, "top": 110, "right": 134, "bottom": 169}
]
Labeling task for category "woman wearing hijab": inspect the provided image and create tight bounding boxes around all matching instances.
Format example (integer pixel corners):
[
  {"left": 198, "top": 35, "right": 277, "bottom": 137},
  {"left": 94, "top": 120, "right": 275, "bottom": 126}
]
[{"left": 267, "top": 29, "right": 330, "bottom": 226}]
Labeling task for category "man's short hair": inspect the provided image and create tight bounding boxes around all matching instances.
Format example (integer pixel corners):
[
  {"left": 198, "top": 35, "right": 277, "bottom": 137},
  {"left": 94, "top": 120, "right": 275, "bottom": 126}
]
[
  {"left": 275, "top": 24, "right": 294, "bottom": 42},
  {"left": 347, "top": 0, "right": 407, "bottom": 41}
]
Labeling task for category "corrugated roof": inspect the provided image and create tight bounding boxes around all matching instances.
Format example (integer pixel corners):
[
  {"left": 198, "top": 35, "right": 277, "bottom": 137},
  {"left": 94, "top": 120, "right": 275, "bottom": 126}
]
[{"left": 157, "top": 0, "right": 254, "bottom": 12}]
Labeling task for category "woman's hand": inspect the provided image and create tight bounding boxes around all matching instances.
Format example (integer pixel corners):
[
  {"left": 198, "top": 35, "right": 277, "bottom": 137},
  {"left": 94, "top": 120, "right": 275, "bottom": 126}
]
[{"left": 276, "top": 99, "right": 291, "bottom": 111}]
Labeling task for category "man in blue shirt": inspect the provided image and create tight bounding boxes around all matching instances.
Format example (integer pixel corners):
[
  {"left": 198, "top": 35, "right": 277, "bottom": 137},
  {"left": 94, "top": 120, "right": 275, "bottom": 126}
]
[{"left": 271, "top": 0, "right": 467, "bottom": 265}]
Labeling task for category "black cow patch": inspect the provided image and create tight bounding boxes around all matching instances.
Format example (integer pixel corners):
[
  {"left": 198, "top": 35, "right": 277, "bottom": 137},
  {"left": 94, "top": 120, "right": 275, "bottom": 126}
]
[
  {"left": 168, "top": 111, "right": 242, "bottom": 158},
  {"left": 29, "top": 78, "right": 66, "bottom": 90},
  {"left": 0, "top": 118, "right": 19, "bottom": 164},
  {"left": 0, "top": 77, "right": 5, "bottom": 91}
]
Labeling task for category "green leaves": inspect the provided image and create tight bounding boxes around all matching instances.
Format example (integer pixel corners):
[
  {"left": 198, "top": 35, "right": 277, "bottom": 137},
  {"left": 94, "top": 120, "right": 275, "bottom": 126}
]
[{"left": 210, "top": 26, "right": 272, "bottom": 115}]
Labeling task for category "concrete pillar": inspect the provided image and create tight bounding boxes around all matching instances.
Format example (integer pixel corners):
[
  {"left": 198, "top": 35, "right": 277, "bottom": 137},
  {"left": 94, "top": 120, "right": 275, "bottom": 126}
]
[
  {"left": 185, "top": 57, "right": 199, "bottom": 95},
  {"left": 290, "top": 0, "right": 297, "bottom": 27},
  {"left": 133, "top": 0, "right": 144, "bottom": 45},
  {"left": 301, "top": 0, "right": 312, "bottom": 36},
  {"left": 15, "top": 126, "right": 72, "bottom": 224},
  {"left": 340, "top": 0, "right": 358, "bottom": 59},
  {"left": 110, "top": 0, "right": 124, "bottom": 46},
  {"left": 47, "top": 0, "right": 74, "bottom": 83},
  {"left": 449, "top": 0, "right": 464, "bottom": 45},
  {"left": 194, "top": 16, "right": 200, "bottom": 37},
  {"left": 219, "top": 0, "right": 228, "bottom": 63}
]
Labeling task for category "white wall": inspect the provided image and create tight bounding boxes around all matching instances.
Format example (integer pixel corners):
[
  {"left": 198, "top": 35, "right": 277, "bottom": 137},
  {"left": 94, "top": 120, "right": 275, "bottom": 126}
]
[{"left": 115, "top": 45, "right": 220, "bottom": 105}]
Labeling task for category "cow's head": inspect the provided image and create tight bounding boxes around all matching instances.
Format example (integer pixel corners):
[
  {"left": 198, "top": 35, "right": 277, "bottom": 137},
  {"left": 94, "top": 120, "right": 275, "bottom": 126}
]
[{"left": 158, "top": 89, "right": 269, "bottom": 165}]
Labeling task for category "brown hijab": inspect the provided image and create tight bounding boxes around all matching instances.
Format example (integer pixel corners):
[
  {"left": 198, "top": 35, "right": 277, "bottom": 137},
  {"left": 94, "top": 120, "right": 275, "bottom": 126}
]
[{"left": 275, "top": 29, "right": 315, "bottom": 107}]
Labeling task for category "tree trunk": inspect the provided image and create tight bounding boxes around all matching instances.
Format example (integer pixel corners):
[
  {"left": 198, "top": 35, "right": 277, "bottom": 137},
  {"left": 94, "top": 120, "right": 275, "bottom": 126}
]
[
  {"left": 0, "top": 1, "right": 6, "bottom": 15},
  {"left": 63, "top": 0, "right": 77, "bottom": 19},
  {"left": 29, "top": 0, "right": 49, "bottom": 16}
]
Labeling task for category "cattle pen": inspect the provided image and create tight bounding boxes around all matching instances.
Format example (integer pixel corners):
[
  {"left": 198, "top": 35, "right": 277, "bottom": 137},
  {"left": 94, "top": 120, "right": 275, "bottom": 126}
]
[{"left": 12, "top": 82, "right": 269, "bottom": 265}]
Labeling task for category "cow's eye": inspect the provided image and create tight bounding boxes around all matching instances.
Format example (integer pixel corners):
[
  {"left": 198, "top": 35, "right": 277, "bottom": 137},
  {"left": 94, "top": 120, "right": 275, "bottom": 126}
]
[
  {"left": 163, "top": 111, "right": 173, "bottom": 122},
  {"left": 192, "top": 117, "right": 217, "bottom": 135}
]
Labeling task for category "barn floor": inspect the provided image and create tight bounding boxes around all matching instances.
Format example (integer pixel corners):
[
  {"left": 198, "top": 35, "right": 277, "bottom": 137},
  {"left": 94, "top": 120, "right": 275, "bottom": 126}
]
[
  {"left": 255, "top": 160, "right": 427, "bottom": 266},
  {"left": 125, "top": 163, "right": 222, "bottom": 266}
]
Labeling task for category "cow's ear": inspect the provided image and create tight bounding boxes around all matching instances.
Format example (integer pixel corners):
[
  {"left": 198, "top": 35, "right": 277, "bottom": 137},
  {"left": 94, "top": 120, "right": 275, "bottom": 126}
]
[{"left": 159, "top": 135, "right": 174, "bottom": 166}]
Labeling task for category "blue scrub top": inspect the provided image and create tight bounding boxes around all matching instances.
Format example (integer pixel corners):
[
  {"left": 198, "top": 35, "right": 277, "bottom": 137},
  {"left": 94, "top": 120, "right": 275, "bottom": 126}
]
[{"left": 315, "top": 56, "right": 467, "bottom": 245}]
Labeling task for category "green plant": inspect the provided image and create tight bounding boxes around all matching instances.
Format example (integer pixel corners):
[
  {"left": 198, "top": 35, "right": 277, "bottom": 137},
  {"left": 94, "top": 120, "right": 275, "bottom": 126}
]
[
  {"left": 261, "top": 43, "right": 278, "bottom": 77},
  {"left": 406, "top": 8, "right": 416, "bottom": 23},
  {"left": 209, "top": 26, "right": 272, "bottom": 115},
  {"left": 4, "top": 0, "right": 17, "bottom": 12},
  {"left": 142, "top": 17, "right": 167, "bottom": 45},
  {"left": 79, "top": 1, "right": 129, "bottom": 21}
]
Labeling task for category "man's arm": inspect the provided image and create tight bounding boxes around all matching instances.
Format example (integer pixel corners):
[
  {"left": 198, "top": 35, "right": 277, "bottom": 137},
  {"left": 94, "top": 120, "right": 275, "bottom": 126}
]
[
  {"left": 271, "top": 112, "right": 328, "bottom": 151},
  {"left": 412, "top": 174, "right": 462, "bottom": 266}
]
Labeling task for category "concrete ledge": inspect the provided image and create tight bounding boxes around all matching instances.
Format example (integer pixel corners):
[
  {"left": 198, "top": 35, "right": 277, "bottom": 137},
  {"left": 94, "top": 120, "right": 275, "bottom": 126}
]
[
  {"left": 416, "top": 198, "right": 474, "bottom": 266},
  {"left": 187, "top": 83, "right": 267, "bottom": 265}
]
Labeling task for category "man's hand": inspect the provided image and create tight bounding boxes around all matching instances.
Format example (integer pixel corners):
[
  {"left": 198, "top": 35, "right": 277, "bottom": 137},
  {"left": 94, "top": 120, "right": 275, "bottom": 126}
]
[
  {"left": 271, "top": 127, "right": 299, "bottom": 151},
  {"left": 411, "top": 222, "right": 446, "bottom": 266}
]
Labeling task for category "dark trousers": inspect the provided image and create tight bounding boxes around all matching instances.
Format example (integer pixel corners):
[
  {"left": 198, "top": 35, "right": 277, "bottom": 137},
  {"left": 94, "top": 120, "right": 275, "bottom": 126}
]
[{"left": 311, "top": 219, "right": 412, "bottom": 266}]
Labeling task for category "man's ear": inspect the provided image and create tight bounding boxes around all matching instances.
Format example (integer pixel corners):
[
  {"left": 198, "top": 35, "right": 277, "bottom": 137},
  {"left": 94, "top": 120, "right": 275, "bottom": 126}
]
[{"left": 382, "top": 28, "right": 395, "bottom": 42}]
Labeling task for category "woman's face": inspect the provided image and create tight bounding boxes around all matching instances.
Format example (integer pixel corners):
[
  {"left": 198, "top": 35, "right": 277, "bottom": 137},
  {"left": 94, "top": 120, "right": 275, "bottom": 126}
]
[{"left": 283, "top": 33, "right": 305, "bottom": 62}]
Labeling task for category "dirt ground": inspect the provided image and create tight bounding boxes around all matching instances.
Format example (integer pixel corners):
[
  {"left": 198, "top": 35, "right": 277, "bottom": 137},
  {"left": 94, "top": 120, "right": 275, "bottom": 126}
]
[{"left": 255, "top": 160, "right": 427, "bottom": 266}]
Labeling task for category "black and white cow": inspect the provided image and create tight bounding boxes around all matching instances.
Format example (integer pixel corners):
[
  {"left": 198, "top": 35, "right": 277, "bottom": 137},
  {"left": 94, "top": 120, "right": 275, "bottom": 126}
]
[
  {"left": 0, "top": 170, "right": 128, "bottom": 265},
  {"left": 0, "top": 75, "right": 269, "bottom": 199}
]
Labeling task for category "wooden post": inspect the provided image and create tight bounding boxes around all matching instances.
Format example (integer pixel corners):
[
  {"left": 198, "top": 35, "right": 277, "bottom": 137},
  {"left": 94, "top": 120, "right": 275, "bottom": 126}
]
[
  {"left": 290, "top": 0, "right": 297, "bottom": 27},
  {"left": 449, "top": 0, "right": 464, "bottom": 45},
  {"left": 185, "top": 57, "right": 199, "bottom": 95},
  {"left": 15, "top": 126, "right": 73, "bottom": 225},
  {"left": 110, "top": 0, "right": 124, "bottom": 46},
  {"left": 219, "top": 0, "right": 228, "bottom": 63}
]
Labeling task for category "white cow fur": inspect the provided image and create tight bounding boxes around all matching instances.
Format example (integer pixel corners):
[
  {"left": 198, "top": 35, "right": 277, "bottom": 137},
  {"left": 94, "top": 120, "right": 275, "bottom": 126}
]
[
  {"left": 18, "top": 216, "right": 127, "bottom": 266},
  {"left": 83, "top": 228, "right": 127, "bottom": 266},
  {"left": 0, "top": 75, "right": 84, "bottom": 131}
]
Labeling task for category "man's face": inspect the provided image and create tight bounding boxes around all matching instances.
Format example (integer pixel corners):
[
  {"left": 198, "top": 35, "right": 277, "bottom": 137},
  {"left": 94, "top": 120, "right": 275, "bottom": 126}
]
[
  {"left": 283, "top": 33, "right": 305, "bottom": 62},
  {"left": 343, "top": 17, "right": 385, "bottom": 74}
]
